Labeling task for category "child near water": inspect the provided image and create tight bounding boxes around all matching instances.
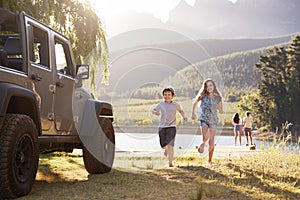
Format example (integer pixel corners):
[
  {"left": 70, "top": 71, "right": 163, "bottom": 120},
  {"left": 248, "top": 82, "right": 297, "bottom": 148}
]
[
  {"left": 192, "top": 78, "right": 223, "bottom": 164},
  {"left": 152, "top": 88, "right": 187, "bottom": 167}
]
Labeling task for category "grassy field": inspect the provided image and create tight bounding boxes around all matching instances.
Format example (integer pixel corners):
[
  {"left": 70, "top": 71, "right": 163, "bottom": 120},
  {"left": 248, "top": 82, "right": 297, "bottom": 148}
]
[
  {"left": 19, "top": 99, "right": 299, "bottom": 199},
  {"left": 21, "top": 145, "right": 300, "bottom": 200}
]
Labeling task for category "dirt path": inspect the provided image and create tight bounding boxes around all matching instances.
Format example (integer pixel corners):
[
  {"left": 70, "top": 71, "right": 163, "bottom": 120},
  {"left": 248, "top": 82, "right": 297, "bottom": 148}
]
[{"left": 113, "top": 145, "right": 259, "bottom": 169}]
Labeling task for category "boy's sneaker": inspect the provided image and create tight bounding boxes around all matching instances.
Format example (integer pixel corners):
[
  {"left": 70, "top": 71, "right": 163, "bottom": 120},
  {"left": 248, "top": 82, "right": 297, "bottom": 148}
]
[{"left": 246, "top": 143, "right": 249, "bottom": 146}]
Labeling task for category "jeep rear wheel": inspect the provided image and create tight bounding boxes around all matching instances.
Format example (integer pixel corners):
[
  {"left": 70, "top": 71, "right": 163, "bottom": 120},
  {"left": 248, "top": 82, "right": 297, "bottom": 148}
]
[
  {"left": 0, "top": 114, "right": 39, "bottom": 199},
  {"left": 83, "top": 118, "right": 115, "bottom": 174}
]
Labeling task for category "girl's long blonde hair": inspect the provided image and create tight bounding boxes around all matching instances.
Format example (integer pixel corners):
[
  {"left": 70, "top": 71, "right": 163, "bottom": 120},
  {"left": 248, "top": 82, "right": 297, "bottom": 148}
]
[{"left": 194, "top": 78, "right": 223, "bottom": 102}]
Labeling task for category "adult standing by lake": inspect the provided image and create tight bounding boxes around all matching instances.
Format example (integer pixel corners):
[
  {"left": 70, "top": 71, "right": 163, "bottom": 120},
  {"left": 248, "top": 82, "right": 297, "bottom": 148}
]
[
  {"left": 152, "top": 88, "right": 188, "bottom": 167},
  {"left": 192, "top": 78, "right": 223, "bottom": 164},
  {"left": 232, "top": 113, "right": 243, "bottom": 146},
  {"left": 243, "top": 111, "right": 253, "bottom": 146}
]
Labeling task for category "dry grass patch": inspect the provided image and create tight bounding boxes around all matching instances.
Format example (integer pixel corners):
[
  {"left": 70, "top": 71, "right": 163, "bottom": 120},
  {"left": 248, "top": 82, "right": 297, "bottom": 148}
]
[{"left": 20, "top": 148, "right": 300, "bottom": 200}]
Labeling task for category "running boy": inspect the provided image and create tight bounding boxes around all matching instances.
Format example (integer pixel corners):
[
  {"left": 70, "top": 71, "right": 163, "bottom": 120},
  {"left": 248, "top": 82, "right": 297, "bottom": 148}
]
[{"left": 152, "top": 88, "right": 187, "bottom": 167}]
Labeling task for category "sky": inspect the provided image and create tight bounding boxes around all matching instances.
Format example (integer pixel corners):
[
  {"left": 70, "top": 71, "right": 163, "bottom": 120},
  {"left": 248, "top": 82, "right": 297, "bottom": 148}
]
[{"left": 89, "top": 0, "right": 238, "bottom": 38}]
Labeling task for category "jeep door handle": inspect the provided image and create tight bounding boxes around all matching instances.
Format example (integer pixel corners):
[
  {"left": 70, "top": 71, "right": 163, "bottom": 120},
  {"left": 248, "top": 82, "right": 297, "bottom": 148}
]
[
  {"left": 31, "top": 74, "right": 42, "bottom": 81},
  {"left": 49, "top": 84, "right": 56, "bottom": 93},
  {"left": 56, "top": 81, "right": 64, "bottom": 88}
]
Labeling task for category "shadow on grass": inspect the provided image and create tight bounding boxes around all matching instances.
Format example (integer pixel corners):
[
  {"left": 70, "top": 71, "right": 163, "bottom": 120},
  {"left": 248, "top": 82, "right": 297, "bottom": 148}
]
[
  {"left": 225, "top": 163, "right": 300, "bottom": 199},
  {"left": 24, "top": 165, "right": 257, "bottom": 200},
  {"left": 173, "top": 165, "right": 254, "bottom": 199},
  {"left": 21, "top": 153, "right": 299, "bottom": 200},
  {"left": 37, "top": 163, "right": 66, "bottom": 182},
  {"left": 67, "top": 157, "right": 85, "bottom": 168},
  {"left": 37, "top": 153, "right": 86, "bottom": 182}
]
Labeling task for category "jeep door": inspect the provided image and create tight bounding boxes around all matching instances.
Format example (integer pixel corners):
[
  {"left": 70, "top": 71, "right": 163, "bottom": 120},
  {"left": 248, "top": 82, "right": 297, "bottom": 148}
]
[
  {"left": 52, "top": 34, "right": 75, "bottom": 134},
  {"left": 25, "top": 18, "right": 54, "bottom": 132}
]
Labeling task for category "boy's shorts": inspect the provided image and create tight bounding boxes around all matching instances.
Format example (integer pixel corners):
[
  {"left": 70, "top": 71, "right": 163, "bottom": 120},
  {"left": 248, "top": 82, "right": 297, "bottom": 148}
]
[
  {"left": 244, "top": 128, "right": 252, "bottom": 136},
  {"left": 158, "top": 127, "right": 176, "bottom": 148}
]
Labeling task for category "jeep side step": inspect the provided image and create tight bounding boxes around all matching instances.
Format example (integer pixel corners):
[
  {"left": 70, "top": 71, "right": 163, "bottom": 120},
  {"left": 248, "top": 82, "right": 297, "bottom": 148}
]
[
  {"left": 38, "top": 135, "right": 81, "bottom": 143},
  {"left": 38, "top": 135, "right": 83, "bottom": 153}
]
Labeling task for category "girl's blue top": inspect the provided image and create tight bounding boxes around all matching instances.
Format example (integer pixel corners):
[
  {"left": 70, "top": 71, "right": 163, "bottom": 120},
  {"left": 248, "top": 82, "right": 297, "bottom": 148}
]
[{"left": 198, "top": 94, "right": 221, "bottom": 124}]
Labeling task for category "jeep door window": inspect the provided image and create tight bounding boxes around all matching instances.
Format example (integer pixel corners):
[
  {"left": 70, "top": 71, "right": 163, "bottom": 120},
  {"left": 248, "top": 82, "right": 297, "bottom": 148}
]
[
  {"left": 30, "top": 25, "right": 50, "bottom": 68},
  {"left": 54, "top": 38, "right": 73, "bottom": 77}
]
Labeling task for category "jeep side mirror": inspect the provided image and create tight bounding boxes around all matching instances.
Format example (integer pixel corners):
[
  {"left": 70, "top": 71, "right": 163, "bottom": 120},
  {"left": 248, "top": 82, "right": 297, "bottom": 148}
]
[{"left": 76, "top": 65, "right": 89, "bottom": 80}]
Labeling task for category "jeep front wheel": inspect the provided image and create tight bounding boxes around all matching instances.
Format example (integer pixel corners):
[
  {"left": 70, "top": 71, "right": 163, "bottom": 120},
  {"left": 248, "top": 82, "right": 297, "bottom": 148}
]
[
  {"left": 0, "top": 114, "right": 39, "bottom": 199},
  {"left": 83, "top": 118, "right": 115, "bottom": 174}
]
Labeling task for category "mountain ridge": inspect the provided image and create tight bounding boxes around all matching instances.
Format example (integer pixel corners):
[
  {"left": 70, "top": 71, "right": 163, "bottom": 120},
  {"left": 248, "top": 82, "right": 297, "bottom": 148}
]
[{"left": 97, "top": 34, "right": 296, "bottom": 98}]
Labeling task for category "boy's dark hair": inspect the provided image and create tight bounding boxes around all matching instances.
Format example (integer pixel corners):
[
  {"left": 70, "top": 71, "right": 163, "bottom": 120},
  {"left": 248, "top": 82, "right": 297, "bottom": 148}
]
[
  {"left": 162, "top": 88, "right": 175, "bottom": 96},
  {"left": 246, "top": 111, "right": 251, "bottom": 117}
]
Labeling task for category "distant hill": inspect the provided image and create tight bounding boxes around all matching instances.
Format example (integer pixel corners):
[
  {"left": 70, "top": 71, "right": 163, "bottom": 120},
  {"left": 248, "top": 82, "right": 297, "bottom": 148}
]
[
  {"left": 99, "top": 0, "right": 300, "bottom": 99},
  {"left": 100, "top": 34, "right": 295, "bottom": 97},
  {"left": 128, "top": 42, "right": 289, "bottom": 100}
]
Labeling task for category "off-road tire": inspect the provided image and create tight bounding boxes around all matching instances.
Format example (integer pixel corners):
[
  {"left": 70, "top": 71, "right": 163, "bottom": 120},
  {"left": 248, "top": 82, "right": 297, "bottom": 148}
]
[
  {"left": 83, "top": 118, "right": 115, "bottom": 174},
  {"left": 0, "top": 114, "right": 39, "bottom": 199}
]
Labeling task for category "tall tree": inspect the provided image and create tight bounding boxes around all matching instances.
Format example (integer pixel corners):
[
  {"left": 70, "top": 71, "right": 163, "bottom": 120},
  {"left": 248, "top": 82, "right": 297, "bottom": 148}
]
[
  {"left": 239, "top": 35, "right": 300, "bottom": 133},
  {"left": 286, "top": 35, "right": 300, "bottom": 130},
  {"left": 0, "top": 0, "right": 109, "bottom": 85}
]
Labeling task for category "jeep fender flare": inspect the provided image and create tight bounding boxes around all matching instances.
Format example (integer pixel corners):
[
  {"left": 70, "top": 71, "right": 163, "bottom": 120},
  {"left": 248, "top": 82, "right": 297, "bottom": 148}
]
[
  {"left": 76, "top": 99, "right": 113, "bottom": 137},
  {"left": 0, "top": 83, "right": 41, "bottom": 134}
]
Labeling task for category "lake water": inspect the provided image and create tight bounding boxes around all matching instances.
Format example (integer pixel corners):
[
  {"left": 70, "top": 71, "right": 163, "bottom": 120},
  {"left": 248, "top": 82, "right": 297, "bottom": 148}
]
[
  {"left": 72, "top": 132, "right": 298, "bottom": 156},
  {"left": 115, "top": 132, "right": 262, "bottom": 151}
]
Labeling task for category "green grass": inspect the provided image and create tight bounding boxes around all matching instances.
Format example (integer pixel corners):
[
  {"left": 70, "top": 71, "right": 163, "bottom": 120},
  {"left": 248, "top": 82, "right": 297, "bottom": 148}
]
[{"left": 20, "top": 144, "right": 300, "bottom": 200}]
